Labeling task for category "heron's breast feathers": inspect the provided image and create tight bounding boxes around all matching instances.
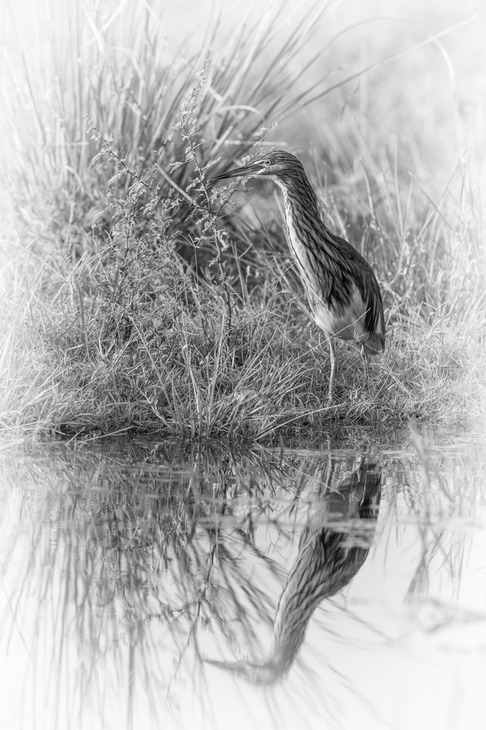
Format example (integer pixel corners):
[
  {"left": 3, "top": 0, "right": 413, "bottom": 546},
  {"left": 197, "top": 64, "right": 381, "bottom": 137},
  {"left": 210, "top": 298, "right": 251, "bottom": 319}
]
[
  {"left": 280, "top": 183, "right": 385, "bottom": 350},
  {"left": 311, "top": 283, "right": 385, "bottom": 351}
]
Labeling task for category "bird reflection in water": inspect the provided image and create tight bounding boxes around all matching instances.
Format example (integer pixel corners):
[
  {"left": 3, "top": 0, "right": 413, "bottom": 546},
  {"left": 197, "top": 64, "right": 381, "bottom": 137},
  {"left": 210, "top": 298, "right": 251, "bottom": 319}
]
[{"left": 206, "top": 458, "right": 381, "bottom": 684}]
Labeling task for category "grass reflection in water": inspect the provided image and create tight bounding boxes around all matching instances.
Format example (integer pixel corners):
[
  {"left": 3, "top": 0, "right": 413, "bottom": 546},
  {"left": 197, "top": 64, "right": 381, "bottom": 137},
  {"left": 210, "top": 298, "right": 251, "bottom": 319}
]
[{"left": 1, "top": 434, "right": 485, "bottom": 730}]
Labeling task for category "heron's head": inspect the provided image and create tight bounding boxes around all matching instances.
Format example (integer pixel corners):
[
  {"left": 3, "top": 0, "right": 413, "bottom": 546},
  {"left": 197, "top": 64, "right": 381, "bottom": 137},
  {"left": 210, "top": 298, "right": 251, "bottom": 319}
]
[{"left": 212, "top": 150, "right": 303, "bottom": 182}]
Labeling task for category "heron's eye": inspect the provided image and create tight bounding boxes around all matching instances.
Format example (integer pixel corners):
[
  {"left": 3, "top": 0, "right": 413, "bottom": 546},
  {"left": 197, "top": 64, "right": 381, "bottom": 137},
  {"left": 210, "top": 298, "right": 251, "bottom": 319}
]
[{"left": 263, "top": 159, "right": 271, "bottom": 166}]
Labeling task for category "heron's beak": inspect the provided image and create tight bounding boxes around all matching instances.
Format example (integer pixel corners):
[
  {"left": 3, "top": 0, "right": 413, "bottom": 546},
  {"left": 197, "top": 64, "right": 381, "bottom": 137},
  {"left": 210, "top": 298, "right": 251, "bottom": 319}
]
[{"left": 212, "top": 162, "right": 262, "bottom": 181}]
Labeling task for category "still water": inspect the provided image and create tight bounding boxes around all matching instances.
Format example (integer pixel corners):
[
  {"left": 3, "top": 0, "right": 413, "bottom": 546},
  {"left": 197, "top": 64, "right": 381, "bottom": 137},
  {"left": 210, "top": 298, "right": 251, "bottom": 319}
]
[{"left": 1, "top": 431, "right": 485, "bottom": 730}]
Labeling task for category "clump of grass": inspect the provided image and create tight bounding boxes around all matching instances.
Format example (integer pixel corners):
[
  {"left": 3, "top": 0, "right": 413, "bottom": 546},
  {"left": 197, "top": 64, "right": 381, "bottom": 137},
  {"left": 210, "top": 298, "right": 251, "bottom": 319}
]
[
  {"left": 2, "top": 0, "right": 485, "bottom": 441},
  {"left": 2, "top": 0, "right": 337, "bottom": 439}
]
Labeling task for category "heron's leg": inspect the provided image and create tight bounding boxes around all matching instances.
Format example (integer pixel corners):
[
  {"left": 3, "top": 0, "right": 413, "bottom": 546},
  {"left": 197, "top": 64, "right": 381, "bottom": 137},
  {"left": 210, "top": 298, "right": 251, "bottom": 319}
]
[
  {"left": 360, "top": 345, "right": 370, "bottom": 382},
  {"left": 326, "top": 336, "right": 336, "bottom": 404}
]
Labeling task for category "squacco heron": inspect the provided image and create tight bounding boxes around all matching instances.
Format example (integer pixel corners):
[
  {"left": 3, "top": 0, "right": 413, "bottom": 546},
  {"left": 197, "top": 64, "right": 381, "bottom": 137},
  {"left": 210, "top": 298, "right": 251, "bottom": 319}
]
[{"left": 213, "top": 150, "right": 385, "bottom": 403}]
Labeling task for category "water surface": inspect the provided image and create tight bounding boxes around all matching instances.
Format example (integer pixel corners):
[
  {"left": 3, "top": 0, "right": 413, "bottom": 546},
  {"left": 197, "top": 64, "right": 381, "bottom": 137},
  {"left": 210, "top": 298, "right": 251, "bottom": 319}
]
[{"left": 1, "top": 432, "right": 485, "bottom": 730}]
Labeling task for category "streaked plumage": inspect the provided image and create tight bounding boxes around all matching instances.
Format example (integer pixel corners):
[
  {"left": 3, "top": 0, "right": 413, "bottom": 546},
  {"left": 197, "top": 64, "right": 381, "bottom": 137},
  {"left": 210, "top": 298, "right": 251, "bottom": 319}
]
[
  {"left": 213, "top": 150, "right": 385, "bottom": 402},
  {"left": 205, "top": 460, "right": 382, "bottom": 684}
]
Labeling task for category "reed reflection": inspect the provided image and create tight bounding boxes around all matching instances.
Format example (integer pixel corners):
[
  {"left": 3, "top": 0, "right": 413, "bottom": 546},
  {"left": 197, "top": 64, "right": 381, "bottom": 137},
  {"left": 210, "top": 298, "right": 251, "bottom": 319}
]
[
  {"left": 1, "top": 434, "right": 482, "bottom": 730},
  {"left": 0, "top": 440, "right": 381, "bottom": 726}
]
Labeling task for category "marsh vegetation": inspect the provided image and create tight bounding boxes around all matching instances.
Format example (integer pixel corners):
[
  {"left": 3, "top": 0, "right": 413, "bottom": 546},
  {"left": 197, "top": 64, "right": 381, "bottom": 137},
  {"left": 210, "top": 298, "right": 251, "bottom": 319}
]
[{"left": 1, "top": 0, "right": 485, "bottom": 440}]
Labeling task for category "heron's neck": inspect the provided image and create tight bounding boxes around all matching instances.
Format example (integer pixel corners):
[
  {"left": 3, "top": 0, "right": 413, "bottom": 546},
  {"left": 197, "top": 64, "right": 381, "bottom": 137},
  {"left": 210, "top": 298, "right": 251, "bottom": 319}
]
[
  {"left": 274, "top": 171, "right": 323, "bottom": 236},
  {"left": 272, "top": 171, "right": 340, "bottom": 290}
]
